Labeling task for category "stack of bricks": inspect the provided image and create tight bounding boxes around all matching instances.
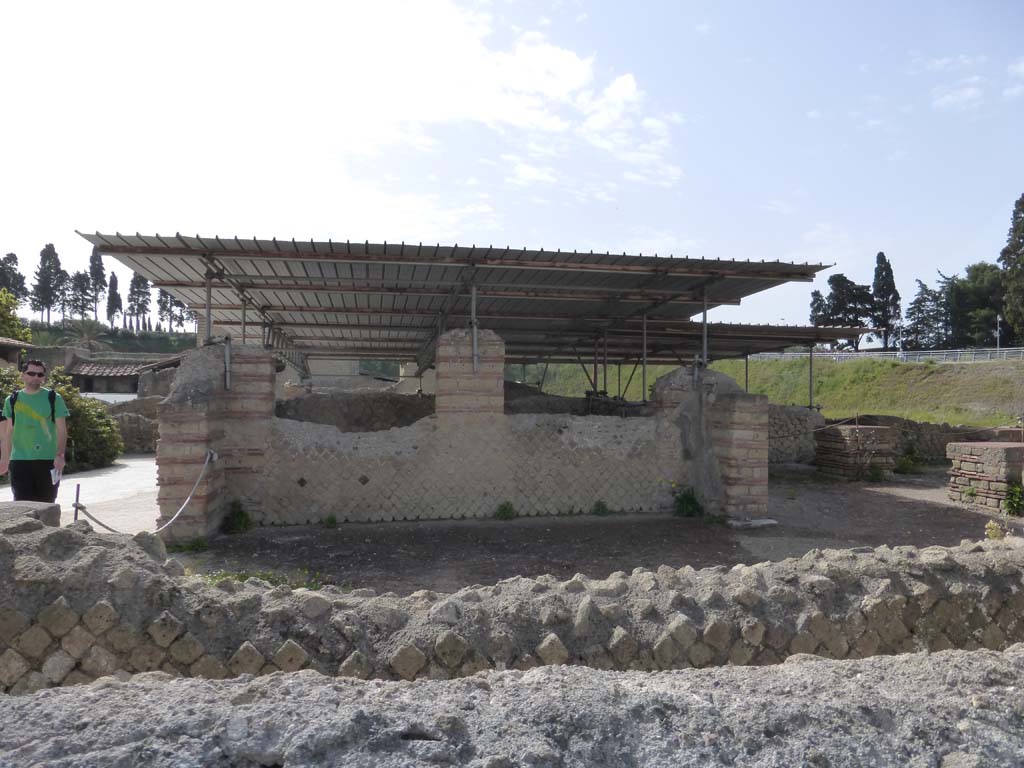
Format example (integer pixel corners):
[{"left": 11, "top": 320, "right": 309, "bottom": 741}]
[
  {"left": 814, "top": 425, "right": 896, "bottom": 481},
  {"left": 947, "top": 442, "right": 1024, "bottom": 511},
  {"left": 156, "top": 344, "right": 276, "bottom": 543},
  {"left": 709, "top": 392, "right": 770, "bottom": 518},
  {"left": 434, "top": 329, "right": 505, "bottom": 416}
]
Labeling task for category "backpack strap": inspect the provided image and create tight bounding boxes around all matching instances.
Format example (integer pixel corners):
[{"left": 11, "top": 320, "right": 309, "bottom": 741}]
[
  {"left": 48, "top": 389, "right": 56, "bottom": 422},
  {"left": 9, "top": 390, "right": 17, "bottom": 427}
]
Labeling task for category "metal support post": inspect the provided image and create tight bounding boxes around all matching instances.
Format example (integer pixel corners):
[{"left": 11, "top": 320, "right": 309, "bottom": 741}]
[
  {"left": 470, "top": 283, "right": 479, "bottom": 373},
  {"left": 808, "top": 345, "right": 814, "bottom": 408},
  {"left": 702, "top": 290, "right": 708, "bottom": 367},
  {"left": 603, "top": 331, "right": 608, "bottom": 394},
  {"left": 744, "top": 353, "right": 749, "bottom": 393},
  {"left": 641, "top": 313, "right": 648, "bottom": 402},
  {"left": 204, "top": 267, "right": 213, "bottom": 345},
  {"left": 593, "top": 338, "right": 599, "bottom": 395}
]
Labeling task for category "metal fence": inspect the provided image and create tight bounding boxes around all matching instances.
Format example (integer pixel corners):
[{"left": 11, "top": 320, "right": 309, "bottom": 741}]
[{"left": 749, "top": 347, "right": 1024, "bottom": 364}]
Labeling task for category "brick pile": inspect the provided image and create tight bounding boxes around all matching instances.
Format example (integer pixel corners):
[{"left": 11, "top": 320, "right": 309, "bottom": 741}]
[
  {"left": 815, "top": 425, "right": 897, "bottom": 480},
  {"left": 947, "top": 442, "right": 1024, "bottom": 511}
]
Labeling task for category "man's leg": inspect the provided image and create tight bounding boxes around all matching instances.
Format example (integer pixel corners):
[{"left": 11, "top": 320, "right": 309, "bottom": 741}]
[{"left": 8, "top": 461, "right": 33, "bottom": 501}]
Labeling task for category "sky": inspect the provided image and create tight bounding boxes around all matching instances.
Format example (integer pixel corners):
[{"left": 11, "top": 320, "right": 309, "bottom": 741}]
[{"left": 1, "top": 0, "right": 1022, "bottom": 332}]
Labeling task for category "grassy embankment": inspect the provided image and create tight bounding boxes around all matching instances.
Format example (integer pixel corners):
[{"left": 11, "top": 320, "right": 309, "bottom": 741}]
[{"left": 521, "top": 358, "right": 1024, "bottom": 427}]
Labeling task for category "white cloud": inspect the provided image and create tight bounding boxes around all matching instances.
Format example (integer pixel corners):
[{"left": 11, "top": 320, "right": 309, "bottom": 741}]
[
  {"left": 931, "top": 77, "right": 985, "bottom": 110},
  {"left": 1010, "top": 58, "right": 1024, "bottom": 79},
  {"left": 695, "top": 22, "right": 712, "bottom": 36},
  {"left": 805, "top": 109, "right": 822, "bottom": 119},
  {"left": 502, "top": 155, "right": 558, "bottom": 186},
  {"left": 910, "top": 52, "right": 988, "bottom": 73},
  {"left": 1004, "top": 85, "right": 1024, "bottom": 101},
  {"left": 762, "top": 200, "right": 796, "bottom": 215}
]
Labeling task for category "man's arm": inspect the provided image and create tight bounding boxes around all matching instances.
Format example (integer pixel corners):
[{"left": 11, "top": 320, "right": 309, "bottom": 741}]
[
  {"left": 0, "top": 418, "right": 9, "bottom": 476},
  {"left": 54, "top": 417, "right": 67, "bottom": 473}
]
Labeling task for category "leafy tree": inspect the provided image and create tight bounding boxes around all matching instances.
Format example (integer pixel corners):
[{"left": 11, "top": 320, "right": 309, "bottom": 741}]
[
  {"left": 88, "top": 248, "right": 107, "bottom": 320},
  {"left": 0, "top": 366, "right": 123, "bottom": 472},
  {"left": 106, "top": 272, "right": 123, "bottom": 327},
  {"left": 0, "top": 289, "right": 31, "bottom": 343},
  {"left": 68, "top": 271, "right": 94, "bottom": 319},
  {"left": 903, "top": 279, "right": 947, "bottom": 350},
  {"left": 998, "top": 193, "right": 1024, "bottom": 338},
  {"left": 942, "top": 263, "right": 1016, "bottom": 348},
  {"left": 808, "top": 273, "right": 873, "bottom": 349},
  {"left": 54, "top": 269, "right": 72, "bottom": 323},
  {"left": 0, "top": 254, "right": 27, "bottom": 301},
  {"left": 870, "top": 251, "right": 901, "bottom": 350},
  {"left": 127, "top": 272, "right": 151, "bottom": 329},
  {"left": 29, "top": 244, "right": 63, "bottom": 322},
  {"left": 60, "top": 318, "right": 111, "bottom": 352}
]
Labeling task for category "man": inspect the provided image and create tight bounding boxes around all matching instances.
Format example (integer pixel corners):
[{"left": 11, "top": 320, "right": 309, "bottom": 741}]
[{"left": 0, "top": 360, "right": 70, "bottom": 502}]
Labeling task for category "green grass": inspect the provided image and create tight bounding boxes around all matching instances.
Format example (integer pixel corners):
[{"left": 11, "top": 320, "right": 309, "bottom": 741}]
[{"left": 194, "top": 568, "right": 334, "bottom": 590}]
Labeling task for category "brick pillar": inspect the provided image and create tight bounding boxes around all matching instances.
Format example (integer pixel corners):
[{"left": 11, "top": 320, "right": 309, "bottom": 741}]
[
  {"left": 156, "top": 347, "right": 226, "bottom": 543},
  {"left": 435, "top": 329, "right": 505, "bottom": 416},
  {"left": 815, "top": 426, "right": 897, "bottom": 481},
  {"left": 219, "top": 346, "right": 275, "bottom": 519},
  {"left": 947, "top": 442, "right": 1024, "bottom": 510},
  {"left": 709, "top": 392, "right": 769, "bottom": 518}
]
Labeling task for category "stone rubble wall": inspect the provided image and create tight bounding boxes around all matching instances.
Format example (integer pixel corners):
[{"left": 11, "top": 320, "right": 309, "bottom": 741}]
[
  {"left": 853, "top": 415, "right": 1017, "bottom": 464},
  {"left": 110, "top": 413, "right": 158, "bottom": 454},
  {"left": 1, "top": 511, "right": 1022, "bottom": 696},
  {"left": 768, "top": 405, "right": 825, "bottom": 464},
  {"left": 947, "top": 442, "right": 1024, "bottom": 511},
  {"left": 815, "top": 425, "right": 898, "bottom": 480}
]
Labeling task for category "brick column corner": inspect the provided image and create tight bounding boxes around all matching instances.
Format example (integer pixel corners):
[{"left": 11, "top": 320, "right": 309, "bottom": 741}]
[{"left": 435, "top": 328, "right": 505, "bottom": 416}]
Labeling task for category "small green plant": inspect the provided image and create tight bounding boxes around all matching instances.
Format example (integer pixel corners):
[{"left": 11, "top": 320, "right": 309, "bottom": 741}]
[
  {"left": 671, "top": 486, "right": 703, "bottom": 518},
  {"left": 1004, "top": 482, "right": 1024, "bottom": 517},
  {"left": 866, "top": 466, "right": 885, "bottom": 482},
  {"left": 964, "top": 486, "right": 978, "bottom": 499},
  {"left": 221, "top": 500, "right": 252, "bottom": 535},
  {"left": 786, "top": 487, "right": 797, "bottom": 500},
  {"left": 168, "top": 537, "right": 208, "bottom": 553},
  {"left": 494, "top": 501, "right": 518, "bottom": 520},
  {"left": 591, "top": 499, "right": 611, "bottom": 516},
  {"left": 323, "top": 514, "right": 338, "bottom": 529},
  {"left": 893, "top": 455, "right": 916, "bottom": 475},
  {"left": 985, "top": 520, "right": 1008, "bottom": 540}
]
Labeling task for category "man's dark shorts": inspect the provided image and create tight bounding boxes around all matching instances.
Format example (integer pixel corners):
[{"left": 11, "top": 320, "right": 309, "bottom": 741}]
[{"left": 10, "top": 460, "right": 58, "bottom": 503}]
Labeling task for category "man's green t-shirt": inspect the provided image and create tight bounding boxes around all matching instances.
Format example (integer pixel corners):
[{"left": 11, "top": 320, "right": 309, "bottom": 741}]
[{"left": 2, "top": 389, "right": 70, "bottom": 460}]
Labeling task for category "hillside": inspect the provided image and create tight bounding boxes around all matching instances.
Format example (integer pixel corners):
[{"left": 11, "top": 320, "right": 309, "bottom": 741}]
[{"left": 528, "top": 358, "right": 1024, "bottom": 427}]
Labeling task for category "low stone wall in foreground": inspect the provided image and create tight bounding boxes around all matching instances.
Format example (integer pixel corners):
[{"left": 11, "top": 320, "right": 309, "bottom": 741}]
[{"left": 2, "top": 509, "right": 1022, "bottom": 696}]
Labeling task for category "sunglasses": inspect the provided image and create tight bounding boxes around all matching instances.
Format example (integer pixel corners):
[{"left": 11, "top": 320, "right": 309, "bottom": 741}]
[{"left": 23, "top": 371, "right": 45, "bottom": 378}]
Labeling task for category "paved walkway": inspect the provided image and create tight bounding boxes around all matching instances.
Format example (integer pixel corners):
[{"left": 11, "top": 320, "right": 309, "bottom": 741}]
[{"left": 2, "top": 455, "right": 159, "bottom": 535}]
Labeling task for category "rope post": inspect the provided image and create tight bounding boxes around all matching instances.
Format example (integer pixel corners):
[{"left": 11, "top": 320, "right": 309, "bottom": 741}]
[{"left": 74, "top": 484, "right": 80, "bottom": 522}]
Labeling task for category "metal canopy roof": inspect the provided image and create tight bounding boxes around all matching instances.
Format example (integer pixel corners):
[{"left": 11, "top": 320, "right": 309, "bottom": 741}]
[{"left": 78, "top": 232, "right": 864, "bottom": 368}]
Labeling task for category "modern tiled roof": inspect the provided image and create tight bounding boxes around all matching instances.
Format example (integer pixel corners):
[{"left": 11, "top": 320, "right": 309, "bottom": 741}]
[
  {"left": 0, "top": 336, "right": 33, "bottom": 348},
  {"left": 67, "top": 361, "right": 146, "bottom": 377}
]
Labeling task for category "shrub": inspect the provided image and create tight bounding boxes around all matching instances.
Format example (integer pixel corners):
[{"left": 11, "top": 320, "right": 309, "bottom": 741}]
[
  {"left": 1004, "top": 483, "right": 1023, "bottom": 517},
  {"left": 590, "top": 499, "right": 611, "bottom": 516},
  {"left": 672, "top": 486, "right": 703, "bottom": 517},
  {"left": 323, "top": 514, "right": 338, "bottom": 528},
  {"left": 893, "top": 455, "right": 916, "bottom": 475},
  {"left": 0, "top": 365, "right": 124, "bottom": 472},
  {"left": 866, "top": 465, "right": 885, "bottom": 482},
  {"left": 985, "top": 520, "right": 1007, "bottom": 540},
  {"left": 221, "top": 500, "right": 252, "bottom": 534},
  {"left": 964, "top": 486, "right": 977, "bottom": 499},
  {"left": 494, "top": 501, "right": 517, "bottom": 520},
  {"left": 168, "top": 537, "right": 208, "bottom": 553}
]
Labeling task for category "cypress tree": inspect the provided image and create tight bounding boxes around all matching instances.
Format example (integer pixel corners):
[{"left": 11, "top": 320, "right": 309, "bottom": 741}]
[
  {"left": 870, "top": 252, "right": 901, "bottom": 350},
  {"left": 998, "top": 193, "right": 1024, "bottom": 337},
  {"left": 89, "top": 248, "right": 107, "bottom": 320}
]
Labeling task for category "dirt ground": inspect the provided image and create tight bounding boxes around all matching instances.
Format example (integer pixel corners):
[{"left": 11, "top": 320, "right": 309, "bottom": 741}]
[{"left": 177, "top": 465, "right": 1024, "bottom": 596}]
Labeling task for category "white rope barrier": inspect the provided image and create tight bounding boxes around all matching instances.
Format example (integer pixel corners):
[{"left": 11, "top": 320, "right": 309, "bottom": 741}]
[{"left": 69, "top": 449, "right": 215, "bottom": 536}]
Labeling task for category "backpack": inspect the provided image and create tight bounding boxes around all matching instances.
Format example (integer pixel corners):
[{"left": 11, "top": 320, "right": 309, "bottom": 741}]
[{"left": 8, "top": 389, "right": 57, "bottom": 427}]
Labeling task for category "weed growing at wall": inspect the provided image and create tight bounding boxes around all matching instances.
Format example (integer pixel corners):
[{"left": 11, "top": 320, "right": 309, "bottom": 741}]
[
  {"left": 671, "top": 486, "right": 703, "bottom": 518},
  {"left": 591, "top": 500, "right": 612, "bottom": 516},
  {"left": 168, "top": 537, "right": 208, "bottom": 553},
  {"left": 1005, "top": 483, "right": 1024, "bottom": 517},
  {"left": 494, "top": 502, "right": 518, "bottom": 520},
  {"left": 867, "top": 466, "right": 885, "bottom": 482},
  {"left": 221, "top": 501, "right": 252, "bottom": 534},
  {"left": 964, "top": 486, "right": 978, "bottom": 500},
  {"left": 323, "top": 514, "right": 338, "bottom": 529},
  {"left": 894, "top": 455, "right": 916, "bottom": 475},
  {"left": 194, "top": 568, "right": 333, "bottom": 590},
  {"left": 985, "top": 520, "right": 1009, "bottom": 540}
]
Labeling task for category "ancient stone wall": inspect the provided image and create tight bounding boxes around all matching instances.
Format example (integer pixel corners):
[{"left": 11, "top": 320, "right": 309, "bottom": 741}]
[
  {"left": 111, "top": 413, "right": 158, "bottom": 454},
  {"left": 947, "top": 442, "right": 1024, "bottom": 511},
  {"left": 275, "top": 390, "right": 435, "bottom": 432},
  {"left": 769, "top": 405, "right": 824, "bottom": 464},
  {"left": 854, "top": 415, "right": 1015, "bottom": 463},
  {"left": 2, "top": 510, "right": 1021, "bottom": 695},
  {"left": 815, "top": 426, "right": 897, "bottom": 480},
  {"left": 138, "top": 367, "right": 176, "bottom": 398}
]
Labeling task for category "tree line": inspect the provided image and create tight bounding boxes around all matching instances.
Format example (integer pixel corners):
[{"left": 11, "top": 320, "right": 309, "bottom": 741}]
[
  {"left": 810, "top": 193, "right": 1024, "bottom": 351},
  {"left": 0, "top": 245, "right": 193, "bottom": 333}
]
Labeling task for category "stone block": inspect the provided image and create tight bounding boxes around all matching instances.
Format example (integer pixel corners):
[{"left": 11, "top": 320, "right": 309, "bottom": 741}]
[
  {"left": 390, "top": 643, "right": 426, "bottom": 680},
  {"left": 666, "top": 615, "right": 698, "bottom": 648},
  {"left": 0, "top": 607, "right": 30, "bottom": 643},
  {"left": 169, "top": 633, "right": 206, "bottom": 665},
  {"left": 80, "top": 645, "right": 119, "bottom": 678},
  {"left": 61, "top": 626, "right": 96, "bottom": 659},
  {"left": 607, "top": 626, "right": 638, "bottom": 665},
  {"left": 434, "top": 630, "right": 469, "bottom": 669},
  {"left": 41, "top": 650, "right": 76, "bottom": 683},
  {"left": 228, "top": 642, "right": 265, "bottom": 677},
  {"left": 15, "top": 625, "right": 53, "bottom": 659},
  {"left": 273, "top": 639, "right": 309, "bottom": 672},
  {"left": 104, "top": 622, "right": 143, "bottom": 654},
  {"left": 83, "top": 601, "right": 120, "bottom": 636},
  {"left": 190, "top": 655, "right": 229, "bottom": 679},
  {"left": 0, "top": 648, "right": 31, "bottom": 687},
  {"left": 535, "top": 633, "right": 569, "bottom": 666},
  {"left": 10, "top": 671, "right": 48, "bottom": 695},
  {"left": 0, "top": 501, "right": 61, "bottom": 528},
  {"left": 338, "top": 651, "right": 372, "bottom": 679},
  {"left": 148, "top": 611, "right": 185, "bottom": 648},
  {"left": 129, "top": 643, "right": 166, "bottom": 672},
  {"left": 37, "top": 597, "right": 79, "bottom": 638}
]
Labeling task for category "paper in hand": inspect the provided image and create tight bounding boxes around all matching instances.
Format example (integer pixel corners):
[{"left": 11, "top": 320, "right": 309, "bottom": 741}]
[{"left": 50, "top": 467, "right": 62, "bottom": 485}]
